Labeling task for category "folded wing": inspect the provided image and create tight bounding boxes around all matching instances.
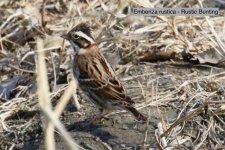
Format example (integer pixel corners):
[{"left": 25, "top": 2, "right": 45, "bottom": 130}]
[{"left": 75, "top": 49, "right": 134, "bottom": 106}]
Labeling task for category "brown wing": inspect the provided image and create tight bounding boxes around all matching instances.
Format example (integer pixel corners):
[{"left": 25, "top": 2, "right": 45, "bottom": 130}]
[{"left": 74, "top": 46, "right": 134, "bottom": 106}]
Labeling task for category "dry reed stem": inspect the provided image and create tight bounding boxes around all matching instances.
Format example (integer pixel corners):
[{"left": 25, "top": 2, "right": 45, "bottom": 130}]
[
  {"left": 41, "top": 107, "right": 84, "bottom": 150},
  {"left": 36, "top": 38, "right": 82, "bottom": 150},
  {"left": 160, "top": 103, "right": 207, "bottom": 138},
  {"left": 37, "top": 37, "right": 55, "bottom": 150}
]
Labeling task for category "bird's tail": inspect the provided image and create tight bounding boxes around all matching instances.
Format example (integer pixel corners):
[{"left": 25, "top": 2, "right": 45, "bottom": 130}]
[{"left": 125, "top": 106, "right": 147, "bottom": 122}]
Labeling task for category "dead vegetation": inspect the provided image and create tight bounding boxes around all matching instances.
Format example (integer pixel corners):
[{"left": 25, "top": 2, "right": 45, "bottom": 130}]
[{"left": 0, "top": 0, "right": 225, "bottom": 149}]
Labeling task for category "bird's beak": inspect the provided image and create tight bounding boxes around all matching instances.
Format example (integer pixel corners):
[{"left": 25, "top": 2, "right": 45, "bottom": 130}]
[{"left": 61, "top": 34, "right": 69, "bottom": 40}]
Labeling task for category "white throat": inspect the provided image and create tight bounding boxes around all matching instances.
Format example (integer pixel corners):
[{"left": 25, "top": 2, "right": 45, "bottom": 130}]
[{"left": 69, "top": 40, "right": 87, "bottom": 55}]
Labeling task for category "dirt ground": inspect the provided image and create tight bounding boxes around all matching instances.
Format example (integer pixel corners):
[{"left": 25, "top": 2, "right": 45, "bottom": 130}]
[{"left": 19, "top": 62, "right": 225, "bottom": 150}]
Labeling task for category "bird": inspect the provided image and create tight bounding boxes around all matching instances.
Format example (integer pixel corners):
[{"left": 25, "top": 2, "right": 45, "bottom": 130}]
[{"left": 61, "top": 23, "right": 146, "bottom": 122}]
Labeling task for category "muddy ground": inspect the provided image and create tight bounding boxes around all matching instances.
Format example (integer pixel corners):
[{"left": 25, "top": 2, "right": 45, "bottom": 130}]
[{"left": 20, "top": 62, "right": 225, "bottom": 150}]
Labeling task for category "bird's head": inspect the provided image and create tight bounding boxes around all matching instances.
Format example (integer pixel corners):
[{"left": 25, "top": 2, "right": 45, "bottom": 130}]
[{"left": 61, "top": 23, "right": 95, "bottom": 53}]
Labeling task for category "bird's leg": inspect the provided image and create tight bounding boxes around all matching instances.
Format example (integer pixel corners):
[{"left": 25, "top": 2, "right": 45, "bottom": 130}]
[
  {"left": 99, "top": 108, "right": 110, "bottom": 120},
  {"left": 85, "top": 109, "right": 109, "bottom": 123}
]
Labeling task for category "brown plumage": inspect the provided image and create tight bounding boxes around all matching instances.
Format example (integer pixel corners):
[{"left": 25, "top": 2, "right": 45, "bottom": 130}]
[{"left": 61, "top": 23, "right": 146, "bottom": 122}]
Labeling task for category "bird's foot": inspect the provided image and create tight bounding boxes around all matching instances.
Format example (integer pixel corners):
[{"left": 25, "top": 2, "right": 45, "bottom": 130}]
[{"left": 85, "top": 113, "right": 109, "bottom": 124}]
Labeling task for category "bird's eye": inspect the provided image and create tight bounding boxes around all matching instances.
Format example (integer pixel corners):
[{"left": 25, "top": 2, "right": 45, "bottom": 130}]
[{"left": 74, "top": 35, "right": 79, "bottom": 39}]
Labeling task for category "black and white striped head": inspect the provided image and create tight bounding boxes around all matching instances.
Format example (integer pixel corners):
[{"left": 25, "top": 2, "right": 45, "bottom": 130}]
[{"left": 61, "top": 23, "right": 95, "bottom": 52}]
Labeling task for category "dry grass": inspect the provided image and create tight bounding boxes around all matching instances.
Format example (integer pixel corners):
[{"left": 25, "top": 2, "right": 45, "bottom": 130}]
[{"left": 0, "top": 0, "right": 225, "bottom": 149}]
